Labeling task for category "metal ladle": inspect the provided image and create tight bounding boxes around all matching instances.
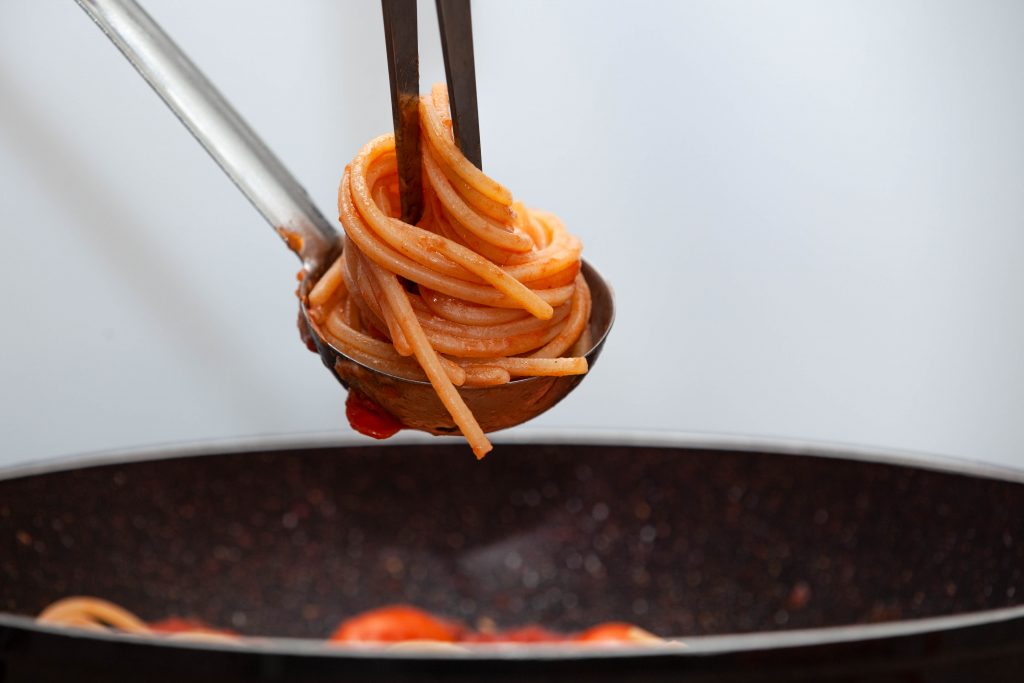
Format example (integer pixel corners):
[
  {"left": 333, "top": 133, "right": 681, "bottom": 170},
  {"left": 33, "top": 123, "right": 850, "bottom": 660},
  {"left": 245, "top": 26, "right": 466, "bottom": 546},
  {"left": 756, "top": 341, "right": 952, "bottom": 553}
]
[{"left": 77, "top": 0, "right": 614, "bottom": 435}]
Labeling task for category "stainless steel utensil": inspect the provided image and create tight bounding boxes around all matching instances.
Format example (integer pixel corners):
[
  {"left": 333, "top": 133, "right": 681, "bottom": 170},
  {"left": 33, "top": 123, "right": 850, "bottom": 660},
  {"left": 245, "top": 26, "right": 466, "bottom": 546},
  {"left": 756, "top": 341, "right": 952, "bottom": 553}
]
[{"left": 76, "top": 0, "right": 614, "bottom": 436}]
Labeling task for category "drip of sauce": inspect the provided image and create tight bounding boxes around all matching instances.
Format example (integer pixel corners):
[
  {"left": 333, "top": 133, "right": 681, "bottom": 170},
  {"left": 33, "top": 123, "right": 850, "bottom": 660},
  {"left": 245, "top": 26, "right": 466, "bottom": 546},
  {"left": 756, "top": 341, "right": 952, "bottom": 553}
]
[
  {"left": 276, "top": 227, "right": 304, "bottom": 255},
  {"left": 345, "top": 390, "right": 404, "bottom": 439},
  {"left": 297, "top": 304, "right": 404, "bottom": 439}
]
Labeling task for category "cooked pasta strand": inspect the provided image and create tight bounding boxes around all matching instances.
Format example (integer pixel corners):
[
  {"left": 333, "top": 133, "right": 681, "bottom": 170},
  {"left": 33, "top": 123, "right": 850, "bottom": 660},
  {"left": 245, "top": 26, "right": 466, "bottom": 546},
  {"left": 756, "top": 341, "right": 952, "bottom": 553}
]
[{"left": 309, "top": 85, "right": 594, "bottom": 456}]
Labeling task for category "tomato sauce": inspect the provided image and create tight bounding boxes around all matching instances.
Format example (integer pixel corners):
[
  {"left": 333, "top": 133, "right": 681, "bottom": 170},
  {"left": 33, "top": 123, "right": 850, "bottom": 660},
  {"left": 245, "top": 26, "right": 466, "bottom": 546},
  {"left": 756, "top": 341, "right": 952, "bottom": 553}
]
[
  {"left": 149, "top": 617, "right": 236, "bottom": 637},
  {"left": 330, "top": 606, "right": 462, "bottom": 643},
  {"left": 328, "top": 604, "right": 653, "bottom": 644},
  {"left": 345, "top": 390, "right": 404, "bottom": 439},
  {"left": 276, "top": 227, "right": 304, "bottom": 254}
]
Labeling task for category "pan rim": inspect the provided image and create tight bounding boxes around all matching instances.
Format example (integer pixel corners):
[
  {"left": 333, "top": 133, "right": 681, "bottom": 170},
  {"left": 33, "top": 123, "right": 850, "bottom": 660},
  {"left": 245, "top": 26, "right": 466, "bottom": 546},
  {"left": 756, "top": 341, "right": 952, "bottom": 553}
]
[{"left": 2, "top": 427, "right": 1022, "bottom": 486}]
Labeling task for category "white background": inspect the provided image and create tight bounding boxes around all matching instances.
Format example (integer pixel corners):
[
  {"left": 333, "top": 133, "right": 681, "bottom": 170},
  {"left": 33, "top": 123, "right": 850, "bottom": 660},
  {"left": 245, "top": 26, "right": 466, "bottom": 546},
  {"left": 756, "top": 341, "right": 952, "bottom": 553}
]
[{"left": 1, "top": 1, "right": 1022, "bottom": 469}]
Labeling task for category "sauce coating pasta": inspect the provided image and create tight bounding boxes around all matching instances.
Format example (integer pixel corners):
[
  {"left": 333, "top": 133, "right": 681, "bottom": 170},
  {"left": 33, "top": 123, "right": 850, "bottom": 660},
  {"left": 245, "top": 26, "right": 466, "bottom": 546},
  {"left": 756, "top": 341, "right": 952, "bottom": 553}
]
[{"left": 307, "top": 85, "right": 592, "bottom": 458}]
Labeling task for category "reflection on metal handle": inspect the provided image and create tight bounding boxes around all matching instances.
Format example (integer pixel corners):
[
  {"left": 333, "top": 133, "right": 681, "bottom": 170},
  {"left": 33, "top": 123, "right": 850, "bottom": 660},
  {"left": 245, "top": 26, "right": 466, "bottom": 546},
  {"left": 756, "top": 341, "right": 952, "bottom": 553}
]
[{"left": 75, "top": 0, "right": 340, "bottom": 273}]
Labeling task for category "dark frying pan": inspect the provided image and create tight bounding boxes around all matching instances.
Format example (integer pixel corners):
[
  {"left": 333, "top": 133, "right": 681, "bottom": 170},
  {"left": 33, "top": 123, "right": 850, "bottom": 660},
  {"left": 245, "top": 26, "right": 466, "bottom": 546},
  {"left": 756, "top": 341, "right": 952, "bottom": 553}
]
[{"left": 1, "top": 434, "right": 1022, "bottom": 682}]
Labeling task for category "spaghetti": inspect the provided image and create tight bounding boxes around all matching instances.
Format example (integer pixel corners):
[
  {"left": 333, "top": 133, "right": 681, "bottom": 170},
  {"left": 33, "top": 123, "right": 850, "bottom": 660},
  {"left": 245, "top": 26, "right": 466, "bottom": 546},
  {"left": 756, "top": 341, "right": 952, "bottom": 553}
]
[
  {"left": 37, "top": 597, "right": 659, "bottom": 646},
  {"left": 306, "top": 84, "right": 592, "bottom": 459}
]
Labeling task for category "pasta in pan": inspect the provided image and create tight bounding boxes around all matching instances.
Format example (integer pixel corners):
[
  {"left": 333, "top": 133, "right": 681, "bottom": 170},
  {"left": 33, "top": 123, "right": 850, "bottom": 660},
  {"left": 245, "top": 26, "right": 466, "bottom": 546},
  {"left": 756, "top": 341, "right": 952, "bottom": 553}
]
[
  {"left": 37, "top": 597, "right": 658, "bottom": 646},
  {"left": 306, "top": 84, "right": 592, "bottom": 459}
]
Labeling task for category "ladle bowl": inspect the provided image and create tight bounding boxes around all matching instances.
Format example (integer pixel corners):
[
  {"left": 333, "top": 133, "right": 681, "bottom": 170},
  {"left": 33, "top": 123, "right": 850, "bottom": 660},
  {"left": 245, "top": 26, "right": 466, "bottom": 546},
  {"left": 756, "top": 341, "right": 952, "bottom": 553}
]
[{"left": 300, "top": 260, "right": 615, "bottom": 434}]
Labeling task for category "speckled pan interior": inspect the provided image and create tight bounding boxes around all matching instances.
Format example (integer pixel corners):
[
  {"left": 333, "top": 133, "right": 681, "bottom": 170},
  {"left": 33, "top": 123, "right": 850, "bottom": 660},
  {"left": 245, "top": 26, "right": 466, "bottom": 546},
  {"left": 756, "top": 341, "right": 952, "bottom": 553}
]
[{"left": 1, "top": 441, "right": 1022, "bottom": 640}]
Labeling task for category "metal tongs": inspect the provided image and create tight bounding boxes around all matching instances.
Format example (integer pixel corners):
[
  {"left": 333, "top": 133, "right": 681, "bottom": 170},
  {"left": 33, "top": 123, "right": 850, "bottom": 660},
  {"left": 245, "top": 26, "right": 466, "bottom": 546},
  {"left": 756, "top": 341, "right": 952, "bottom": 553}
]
[{"left": 382, "top": 0, "right": 481, "bottom": 225}]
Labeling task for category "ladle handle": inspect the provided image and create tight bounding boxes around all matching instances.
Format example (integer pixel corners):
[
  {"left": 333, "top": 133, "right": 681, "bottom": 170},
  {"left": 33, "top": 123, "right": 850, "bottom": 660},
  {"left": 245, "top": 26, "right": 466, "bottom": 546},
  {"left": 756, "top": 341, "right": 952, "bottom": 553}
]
[{"left": 76, "top": 0, "right": 340, "bottom": 273}]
